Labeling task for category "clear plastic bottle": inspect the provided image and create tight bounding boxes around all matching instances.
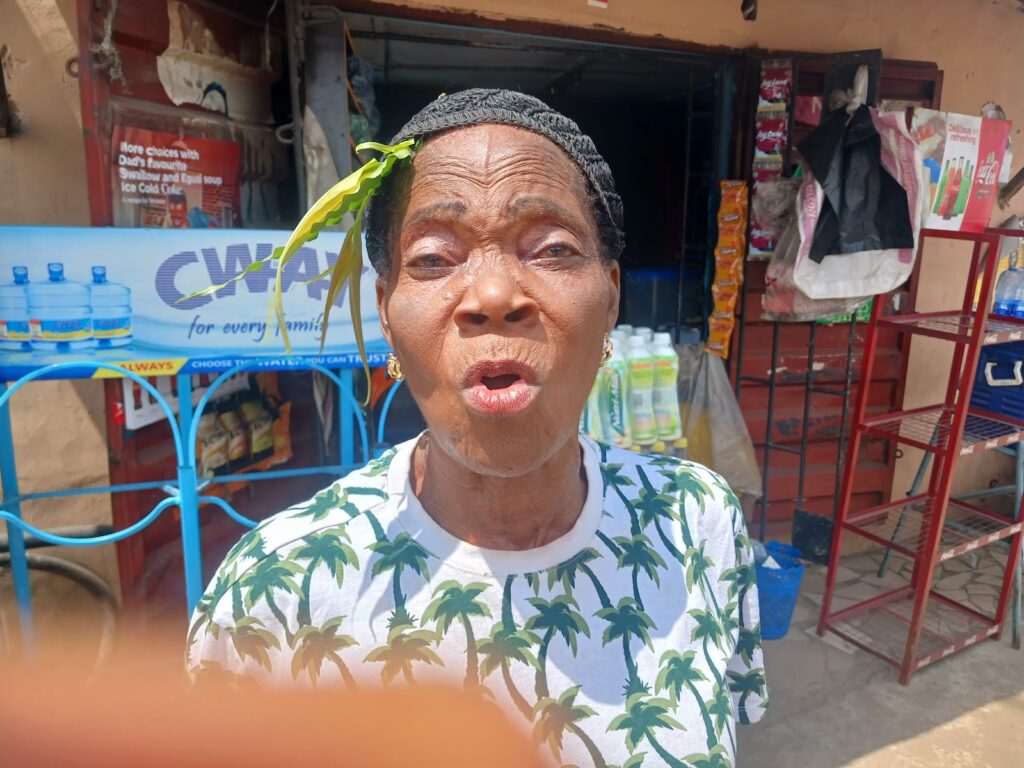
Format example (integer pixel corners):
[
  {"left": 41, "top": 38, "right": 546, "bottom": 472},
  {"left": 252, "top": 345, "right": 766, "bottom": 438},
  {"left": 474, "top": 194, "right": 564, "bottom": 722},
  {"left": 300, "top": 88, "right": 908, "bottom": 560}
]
[
  {"left": 626, "top": 335, "right": 657, "bottom": 446},
  {"left": 994, "top": 249, "right": 1021, "bottom": 317},
  {"left": 1011, "top": 258, "right": 1024, "bottom": 320},
  {"left": 616, "top": 324, "right": 634, "bottom": 337},
  {"left": 633, "top": 326, "right": 654, "bottom": 350},
  {"left": 89, "top": 266, "right": 133, "bottom": 348},
  {"left": 651, "top": 332, "right": 683, "bottom": 440},
  {"left": 0, "top": 266, "right": 32, "bottom": 351},
  {"left": 26, "top": 263, "right": 94, "bottom": 351},
  {"left": 602, "top": 335, "right": 632, "bottom": 446}
]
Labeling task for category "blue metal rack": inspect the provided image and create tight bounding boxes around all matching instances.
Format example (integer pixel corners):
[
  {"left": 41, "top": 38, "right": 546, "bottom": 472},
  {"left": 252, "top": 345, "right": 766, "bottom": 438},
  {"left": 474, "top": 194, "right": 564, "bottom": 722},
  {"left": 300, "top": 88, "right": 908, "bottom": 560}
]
[{"left": 0, "top": 359, "right": 405, "bottom": 648}]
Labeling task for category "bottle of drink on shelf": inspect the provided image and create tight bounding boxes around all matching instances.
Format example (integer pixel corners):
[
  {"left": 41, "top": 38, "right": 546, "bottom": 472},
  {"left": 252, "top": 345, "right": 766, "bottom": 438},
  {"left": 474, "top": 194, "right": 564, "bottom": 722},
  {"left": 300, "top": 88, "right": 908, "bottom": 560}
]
[
  {"left": 602, "top": 334, "right": 631, "bottom": 447},
  {"left": 993, "top": 255, "right": 1020, "bottom": 317},
  {"left": 651, "top": 332, "right": 683, "bottom": 441},
  {"left": 626, "top": 335, "right": 657, "bottom": 446}
]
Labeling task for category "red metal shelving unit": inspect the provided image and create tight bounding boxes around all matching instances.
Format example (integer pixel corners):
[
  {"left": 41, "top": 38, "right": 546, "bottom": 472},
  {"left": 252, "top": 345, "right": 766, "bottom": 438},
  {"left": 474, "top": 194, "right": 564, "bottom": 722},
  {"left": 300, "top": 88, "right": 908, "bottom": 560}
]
[{"left": 818, "top": 227, "right": 1024, "bottom": 684}]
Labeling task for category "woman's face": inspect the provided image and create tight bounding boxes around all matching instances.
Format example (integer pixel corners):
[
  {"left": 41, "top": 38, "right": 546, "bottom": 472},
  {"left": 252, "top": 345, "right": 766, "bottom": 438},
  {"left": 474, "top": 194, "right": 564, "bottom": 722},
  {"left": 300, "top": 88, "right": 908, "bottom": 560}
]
[{"left": 377, "top": 124, "right": 620, "bottom": 477}]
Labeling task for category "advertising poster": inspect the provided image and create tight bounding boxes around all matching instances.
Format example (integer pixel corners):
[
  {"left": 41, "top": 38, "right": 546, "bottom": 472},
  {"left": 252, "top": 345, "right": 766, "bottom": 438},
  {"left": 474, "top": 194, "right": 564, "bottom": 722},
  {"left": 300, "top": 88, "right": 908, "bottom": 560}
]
[
  {"left": 911, "top": 109, "right": 1011, "bottom": 232},
  {"left": 0, "top": 227, "right": 387, "bottom": 381},
  {"left": 112, "top": 126, "right": 242, "bottom": 229}
]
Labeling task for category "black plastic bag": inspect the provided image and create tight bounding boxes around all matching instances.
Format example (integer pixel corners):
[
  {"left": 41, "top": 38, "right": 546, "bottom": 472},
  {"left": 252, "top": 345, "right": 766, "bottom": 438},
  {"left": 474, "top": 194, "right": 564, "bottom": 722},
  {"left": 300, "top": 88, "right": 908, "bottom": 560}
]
[{"left": 798, "top": 103, "right": 915, "bottom": 263}]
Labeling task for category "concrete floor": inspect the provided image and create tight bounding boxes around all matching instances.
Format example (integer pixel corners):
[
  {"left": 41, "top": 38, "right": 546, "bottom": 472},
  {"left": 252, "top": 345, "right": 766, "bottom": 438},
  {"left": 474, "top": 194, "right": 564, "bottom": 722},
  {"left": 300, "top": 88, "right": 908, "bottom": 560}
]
[{"left": 738, "top": 550, "right": 1024, "bottom": 768}]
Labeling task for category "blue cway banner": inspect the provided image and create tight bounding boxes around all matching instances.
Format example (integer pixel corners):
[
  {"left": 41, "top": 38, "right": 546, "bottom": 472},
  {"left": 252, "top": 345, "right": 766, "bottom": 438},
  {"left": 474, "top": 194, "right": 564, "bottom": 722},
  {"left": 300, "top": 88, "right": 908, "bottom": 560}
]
[{"left": 0, "top": 226, "right": 387, "bottom": 381}]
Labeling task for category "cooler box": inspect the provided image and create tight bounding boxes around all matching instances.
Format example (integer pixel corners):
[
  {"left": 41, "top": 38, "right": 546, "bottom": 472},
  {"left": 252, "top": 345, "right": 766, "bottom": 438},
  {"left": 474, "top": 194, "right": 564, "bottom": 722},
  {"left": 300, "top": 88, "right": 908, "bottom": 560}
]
[{"left": 970, "top": 341, "right": 1024, "bottom": 420}]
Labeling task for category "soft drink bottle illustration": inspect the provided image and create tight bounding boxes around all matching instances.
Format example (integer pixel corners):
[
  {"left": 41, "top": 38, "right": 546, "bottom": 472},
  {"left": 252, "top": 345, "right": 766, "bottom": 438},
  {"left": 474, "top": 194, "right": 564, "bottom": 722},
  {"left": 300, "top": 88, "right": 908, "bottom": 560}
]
[
  {"left": 932, "top": 159, "right": 951, "bottom": 214},
  {"left": 26, "top": 263, "right": 94, "bottom": 351},
  {"left": 89, "top": 266, "right": 133, "bottom": 348},
  {"left": 0, "top": 266, "right": 32, "bottom": 351}
]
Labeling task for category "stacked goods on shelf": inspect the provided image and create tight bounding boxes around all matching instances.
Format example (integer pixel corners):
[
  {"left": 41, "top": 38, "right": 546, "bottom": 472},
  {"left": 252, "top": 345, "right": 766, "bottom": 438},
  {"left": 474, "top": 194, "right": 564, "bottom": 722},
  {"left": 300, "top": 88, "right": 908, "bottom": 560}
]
[
  {"left": 196, "top": 372, "right": 293, "bottom": 485},
  {"left": 707, "top": 180, "right": 748, "bottom": 358},
  {"left": 749, "top": 59, "right": 792, "bottom": 259}
]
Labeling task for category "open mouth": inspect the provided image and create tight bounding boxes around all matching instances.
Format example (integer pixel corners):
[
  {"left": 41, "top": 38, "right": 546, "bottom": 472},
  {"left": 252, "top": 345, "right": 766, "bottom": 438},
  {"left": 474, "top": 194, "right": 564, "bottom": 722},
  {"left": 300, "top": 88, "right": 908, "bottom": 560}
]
[
  {"left": 461, "top": 360, "right": 539, "bottom": 415},
  {"left": 481, "top": 373, "right": 522, "bottom": 390}
]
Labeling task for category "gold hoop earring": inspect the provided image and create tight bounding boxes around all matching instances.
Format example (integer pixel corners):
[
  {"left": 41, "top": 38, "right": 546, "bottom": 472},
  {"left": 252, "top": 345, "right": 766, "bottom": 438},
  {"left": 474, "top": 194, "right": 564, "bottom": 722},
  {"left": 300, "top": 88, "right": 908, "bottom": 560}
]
[
  {"left": 386, "top": 352, "right": 404, "bottom": 381},
  {"left": 601, "top": 334, "right": 613, "bottom": 365}
]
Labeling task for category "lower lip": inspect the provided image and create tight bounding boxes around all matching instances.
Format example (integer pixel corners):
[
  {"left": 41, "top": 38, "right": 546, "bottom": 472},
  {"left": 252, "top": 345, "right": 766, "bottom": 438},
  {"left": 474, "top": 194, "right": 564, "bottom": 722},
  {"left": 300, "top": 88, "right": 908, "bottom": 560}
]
[{"left": 462, "top": 380, "right": 539, "bottom": 415}]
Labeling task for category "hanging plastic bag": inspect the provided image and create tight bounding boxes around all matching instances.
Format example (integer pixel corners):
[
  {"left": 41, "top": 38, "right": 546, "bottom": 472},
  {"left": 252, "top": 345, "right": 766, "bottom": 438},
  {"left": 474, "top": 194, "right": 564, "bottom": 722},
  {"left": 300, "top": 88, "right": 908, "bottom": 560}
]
[
  {"left": 676, "top": 344, "right": 762, "bottom": 500},
  {"left": 762, "top": 205, "right": 871, "bottom": 321},
  {"left": 797, "top": 66, "right": 916, "bottom": 262},
  {"left": 793, "top": 108, "right": 928, "bottom": 300}
]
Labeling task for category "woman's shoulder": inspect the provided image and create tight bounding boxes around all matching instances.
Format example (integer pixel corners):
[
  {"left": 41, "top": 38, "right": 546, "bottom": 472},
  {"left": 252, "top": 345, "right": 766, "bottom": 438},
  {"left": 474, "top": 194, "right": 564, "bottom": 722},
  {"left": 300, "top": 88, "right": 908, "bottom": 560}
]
[{"left": 212, "top": 446, "right": 401, "bottom": 586}]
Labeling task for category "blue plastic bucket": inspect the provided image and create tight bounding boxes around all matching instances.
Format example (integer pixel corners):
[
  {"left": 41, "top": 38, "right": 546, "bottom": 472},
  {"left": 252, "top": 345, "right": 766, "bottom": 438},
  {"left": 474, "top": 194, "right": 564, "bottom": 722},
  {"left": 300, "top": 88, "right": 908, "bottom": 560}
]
[{"left": 756, "top": 541, "right": 806, "bottom": 640}]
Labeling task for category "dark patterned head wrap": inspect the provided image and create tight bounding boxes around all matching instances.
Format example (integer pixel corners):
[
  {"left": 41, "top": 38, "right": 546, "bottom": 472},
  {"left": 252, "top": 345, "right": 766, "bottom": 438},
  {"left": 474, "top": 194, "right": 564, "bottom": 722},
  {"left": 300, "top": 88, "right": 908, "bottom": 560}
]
[{"left": 366, "top": 88, "right": 625, "bottom": 274}]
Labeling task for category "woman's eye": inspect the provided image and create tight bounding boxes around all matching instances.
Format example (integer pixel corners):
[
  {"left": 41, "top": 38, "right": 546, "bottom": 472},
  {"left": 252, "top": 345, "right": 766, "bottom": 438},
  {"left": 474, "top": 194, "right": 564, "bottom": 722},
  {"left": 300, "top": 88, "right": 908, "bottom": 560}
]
[
  {"left": 410, "top": 254, "right": 450, "bottom": 270},
  {"left": 535, "top": 244, "right": 577, "bottom": 260}
]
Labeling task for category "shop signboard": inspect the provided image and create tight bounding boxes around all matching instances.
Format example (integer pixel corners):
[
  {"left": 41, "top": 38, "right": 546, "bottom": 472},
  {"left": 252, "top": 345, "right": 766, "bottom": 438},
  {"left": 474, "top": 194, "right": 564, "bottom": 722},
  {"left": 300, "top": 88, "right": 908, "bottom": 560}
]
[
  {"left": 911, "top": 109, "right": 1011, "bottom": 232},
  {"left": 0, "top": 227, "right": 386, "bottom": 381}
]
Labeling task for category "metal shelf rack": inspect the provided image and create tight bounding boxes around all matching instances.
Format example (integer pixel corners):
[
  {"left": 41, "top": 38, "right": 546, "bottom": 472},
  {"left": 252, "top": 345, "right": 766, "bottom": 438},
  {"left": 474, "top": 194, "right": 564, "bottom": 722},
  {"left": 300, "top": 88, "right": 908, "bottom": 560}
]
[{"left": 818, "top": 227, "right": 1024, "bottom": 684}]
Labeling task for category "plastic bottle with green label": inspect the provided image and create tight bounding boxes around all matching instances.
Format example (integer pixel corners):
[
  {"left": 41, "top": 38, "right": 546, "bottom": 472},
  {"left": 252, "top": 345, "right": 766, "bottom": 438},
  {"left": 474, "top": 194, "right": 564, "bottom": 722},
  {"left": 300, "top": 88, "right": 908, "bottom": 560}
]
[
  {"left": 626, "top": 335, "right": 657, "bottom": 445},
  {"left": 651, "top": 332, "right": 683, "bottom": 441},
  {"left": 601, "top": 334, "right": 631, "bottom": 446}
]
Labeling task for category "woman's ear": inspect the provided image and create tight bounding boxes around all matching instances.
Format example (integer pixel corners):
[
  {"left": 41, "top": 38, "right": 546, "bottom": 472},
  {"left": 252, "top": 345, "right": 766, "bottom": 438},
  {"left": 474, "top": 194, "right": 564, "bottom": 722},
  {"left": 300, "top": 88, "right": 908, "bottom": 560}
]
[
  {"left": 605, "top": 261, "right": 621, "bottom": 333},
  {"left": 376, "top": 277, "right": 393, "bottom": 346}
]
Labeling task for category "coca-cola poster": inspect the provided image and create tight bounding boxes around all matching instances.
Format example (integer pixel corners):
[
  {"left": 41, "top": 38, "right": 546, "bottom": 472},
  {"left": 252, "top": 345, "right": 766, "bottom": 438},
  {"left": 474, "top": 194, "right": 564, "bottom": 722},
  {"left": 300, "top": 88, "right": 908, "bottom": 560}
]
[
  {"left": 911, "top": 109, "right": 1011, "bottom": 232},
  {"left": 111, "top": 126, "right": 242, "bottom": 229}
]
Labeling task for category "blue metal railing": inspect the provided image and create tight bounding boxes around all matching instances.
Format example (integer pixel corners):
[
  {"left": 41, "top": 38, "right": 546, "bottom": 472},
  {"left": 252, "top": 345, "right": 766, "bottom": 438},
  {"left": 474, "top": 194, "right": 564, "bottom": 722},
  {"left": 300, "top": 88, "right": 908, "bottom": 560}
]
[{"left": 0, "top": 361, "right": 403, "bottom": 648}]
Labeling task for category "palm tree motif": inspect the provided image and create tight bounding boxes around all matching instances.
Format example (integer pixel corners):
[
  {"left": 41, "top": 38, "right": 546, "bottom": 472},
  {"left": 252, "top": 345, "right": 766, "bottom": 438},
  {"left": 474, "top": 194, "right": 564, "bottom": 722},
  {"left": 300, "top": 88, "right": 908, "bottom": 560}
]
[
  {"left": 525, "top": 594, "right": 590, "bottom": 699},
  {"left": 477, "top": 622, "right": 540, "bottom": 719},
  {"left": 477, "top": 574, "right": 540, "bottom": 720},
  {"left": 186, "top": 564, "right": 237, "bottom": 656},
  {"left": 222, "top": 529, "right": 267, "bottom": 571},
  {"left": 363, "top": 448, "right": 397, "bottom": 477},
  {"left": 363, "top": 624, "right": 444, "bottom": 684},
  {"left": 689, "top": 608, "right": 727, "bottom": 689},
  {"left": 291, "top": 616, "right": 359, "bottom": 687},
  {"left": 289, "top": 486, "right": 352, "bottom": 522},
  {"left": 660, "top": 466, "right": 714, "bottom": 520},
  {"left": 719, "top": 603, "right": 740, "bottom": 647},
  {"left": 549, "top": 547, "right": 612, "bottom": 610},
  {"left": 608, "top": 755, "right": 648, "bottom": 768},
  {"left": 291, "top": 525, "right": 359, "bottom": 628},
  {"left": 656, "top": 650, "right": 716, "bottom": 750},
  {"left": 720, "top": 563, "right": 756, "bottom": 625},
  {"left": 727, "top": 668, "right": 766, "bottom": 726},
  {"left": 685, "top": 541, "right": 721, "bottom": 613},
  {"left": 421, "top": 580, "right": 491, "bottom": 687},
  {"left": 190, "top": 659, "right": 255, "bottom": 690},
  {"left": 226, "top": 615, "right": 281, "bottom": 672},
  {"left": 613, "top": 534, "right": 666, "bottom": 610},
  {"left": 370, "top": 532, "right": 431, "bottom": 628},
  {"left": 707, "top": 683, "right": 736, "bottom": 754},
  {"left": 634, "top": 467, "right": 687, "bottom": 565},
  {"left": 608, "top": 692, "right": 687, "bottom": 768},
  {"left": 241, "top": 551, "right": 304, "bottom": 645},
  {"left": 601, "top": 463, "right": 643, "bottom": 535},
  {"left": 598, "top": 530, "right": 624, "bottom": 559},
  {"left": 597, "top": 597, "right": 656, "bottom": 696},
  {"left": 684, "top": 745, "right": 732, "bottom": 768},
  {"left": 733, "top": 626, "right": 760, "bottom": 668},
  {"left": 532, "top": 685, "right": 606, "bottom": 768}
]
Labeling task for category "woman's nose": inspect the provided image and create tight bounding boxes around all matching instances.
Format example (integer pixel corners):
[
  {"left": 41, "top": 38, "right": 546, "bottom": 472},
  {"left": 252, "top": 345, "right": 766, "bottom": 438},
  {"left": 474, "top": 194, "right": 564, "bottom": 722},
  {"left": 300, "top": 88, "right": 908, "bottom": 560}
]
[{"left": 454, "top": 260, "right": 539, "bottom": 332}]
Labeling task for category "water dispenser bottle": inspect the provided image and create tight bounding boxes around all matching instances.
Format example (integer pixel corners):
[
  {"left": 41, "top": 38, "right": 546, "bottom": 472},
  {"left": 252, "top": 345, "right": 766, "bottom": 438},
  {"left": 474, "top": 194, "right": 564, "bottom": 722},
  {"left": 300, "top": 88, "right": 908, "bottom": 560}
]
[
  {"left": 0, "top": 266, "right": 32, "bottom": 351},
  {"left": 89, "top": 266, "right": 132, "bottom": 348},
  {"left": 26, "top": 263, "right": 94, "bottom": 351}
]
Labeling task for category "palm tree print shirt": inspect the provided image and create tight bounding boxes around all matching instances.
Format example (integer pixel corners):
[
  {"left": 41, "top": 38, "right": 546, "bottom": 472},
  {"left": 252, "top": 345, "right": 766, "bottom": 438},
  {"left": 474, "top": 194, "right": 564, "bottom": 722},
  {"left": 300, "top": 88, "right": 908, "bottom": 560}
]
[{"left": 188, "top": 435, "right": 768, "bottom": 767}]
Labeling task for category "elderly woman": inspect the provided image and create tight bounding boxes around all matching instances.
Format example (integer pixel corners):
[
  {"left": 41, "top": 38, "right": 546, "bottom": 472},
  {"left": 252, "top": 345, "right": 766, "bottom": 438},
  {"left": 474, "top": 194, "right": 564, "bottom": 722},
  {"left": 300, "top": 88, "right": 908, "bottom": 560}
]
[{"left": 187, "top": 89, "right": 767, "bottom": 767}]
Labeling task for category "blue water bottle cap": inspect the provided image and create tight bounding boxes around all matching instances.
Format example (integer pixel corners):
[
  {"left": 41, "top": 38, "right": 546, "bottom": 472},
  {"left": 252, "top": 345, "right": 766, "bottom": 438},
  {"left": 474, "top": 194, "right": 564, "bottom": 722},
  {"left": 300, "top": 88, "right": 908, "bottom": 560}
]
[
  {"left": 12, "top": 266, "right": 28, "bottom": 284},
  {"left": 92, "top": 266, "right": 108, "bottom": 283},
  {"left": 47, "top": 263, "right": 65, "bottom": 281}
]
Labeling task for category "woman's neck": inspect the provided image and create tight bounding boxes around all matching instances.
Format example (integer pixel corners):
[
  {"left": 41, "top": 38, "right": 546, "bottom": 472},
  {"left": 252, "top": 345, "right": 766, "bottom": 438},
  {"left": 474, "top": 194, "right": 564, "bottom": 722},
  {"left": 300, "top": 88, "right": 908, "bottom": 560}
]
[{"left": 411, "top": 432, "right": 587, "bottom": 551}]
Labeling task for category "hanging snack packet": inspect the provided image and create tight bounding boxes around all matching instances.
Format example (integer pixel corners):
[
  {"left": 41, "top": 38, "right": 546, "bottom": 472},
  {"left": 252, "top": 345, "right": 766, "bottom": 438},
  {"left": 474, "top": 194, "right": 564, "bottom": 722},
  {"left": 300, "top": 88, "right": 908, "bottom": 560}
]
[
  {"left": 198, "top": 412, "right": 229, "bottom": 476},
  {"left": 241, "top": 398, "right": 275, "bottom": 462},
  {"left": 218, "top": 407, "right": 250, "bottom": 468},
  {"left": 758, "top": 59, "right": 792, "bottom": 112},
  {"left": 706, "top": 316, "right": 734, "bottom": 358},
  {"left": 749, "top": 220, "right": 778, "bottom": 258},
  {"left": 711, "top": 281, "right": 739, "bottom": 320},
  {"left": 720, "top": 180, "right": 750, "bottom": 210},
  {"left": 755, "top": 113, "right": 789, "bottom": 160},
  {"left": 752, "top": 159, "right": 784, "bottom": 192}
]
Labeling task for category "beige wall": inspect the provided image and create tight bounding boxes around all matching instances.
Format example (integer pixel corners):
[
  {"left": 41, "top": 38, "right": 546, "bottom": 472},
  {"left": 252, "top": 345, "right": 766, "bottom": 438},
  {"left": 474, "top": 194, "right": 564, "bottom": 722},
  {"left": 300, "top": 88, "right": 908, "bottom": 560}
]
[
  {"left": 0, "top": 0, "right": 119, "bottom": 635},
  {"left": 367, "top": 0, "right": 1024, "bottom": 497}
]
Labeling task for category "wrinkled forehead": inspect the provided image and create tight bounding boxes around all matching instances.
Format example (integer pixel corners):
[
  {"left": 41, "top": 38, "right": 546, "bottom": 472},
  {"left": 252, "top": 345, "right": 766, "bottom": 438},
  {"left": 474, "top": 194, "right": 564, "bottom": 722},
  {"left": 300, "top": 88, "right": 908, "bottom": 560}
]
[{"left": 406, "top": 124, "right": 592, "bottom": 207}]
